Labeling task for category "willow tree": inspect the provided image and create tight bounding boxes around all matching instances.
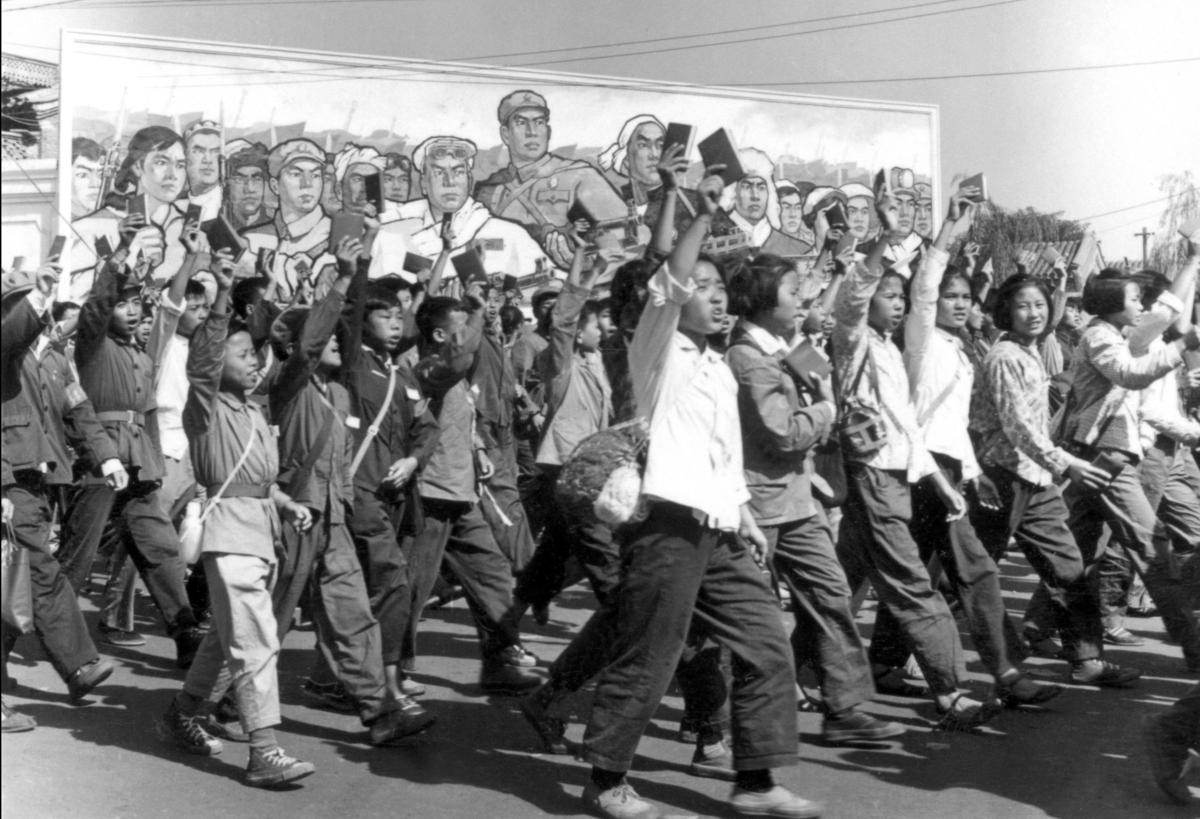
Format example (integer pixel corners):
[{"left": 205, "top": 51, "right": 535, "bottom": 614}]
[
  {"left": 1148, "top": 171, "right": 1199, "bottom": 275},
  {"left": 967, "top": 203, "right": 1088, "bottom": 282}
]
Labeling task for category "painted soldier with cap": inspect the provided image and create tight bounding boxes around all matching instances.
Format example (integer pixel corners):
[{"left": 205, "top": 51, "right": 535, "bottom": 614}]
[
  {"left": 332, "top": 143, "right": 386, "bottom": 216},
  {"left": 183, "top": 119, "right": 225, "bottom": 224},
  {"left": 2, "top": 263, "right": 115, "bottom": 723},
  {"left": 241, "top": 138, "right": 337, "bottom": 303},
  {"left": 474, "top": 90, "right": 627, "bottom": 270},
  {"left": 224, "top": 141, "right": 273, "bottom": 231},
  {"left": 369, "top": 136, "right": 552, "bottom": 284}
]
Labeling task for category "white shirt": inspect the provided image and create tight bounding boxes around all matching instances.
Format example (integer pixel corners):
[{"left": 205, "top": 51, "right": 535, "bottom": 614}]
[
  {"left": 148, "top": 293, "right": 190, "bottom": 461},
  {"left": 1138, "top": 337, "right": 1200, "bottom": 450},
  {"left": 630, "top": 262, "right": 750, "bottom": 530},
  {"left": 903, "top": 246, "right": 981, "bottom": 480}
]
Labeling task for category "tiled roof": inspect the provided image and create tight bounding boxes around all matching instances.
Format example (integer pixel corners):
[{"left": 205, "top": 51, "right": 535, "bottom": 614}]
[
  {"left": 1, "top": 53, "right": 58, "bottom": 91},
  {"left": 1011, "top": 234, "right": 1104, "bottom": 292}
]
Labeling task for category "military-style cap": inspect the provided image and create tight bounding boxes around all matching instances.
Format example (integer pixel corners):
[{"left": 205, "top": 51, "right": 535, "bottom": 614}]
[
  {"left": 890, "top": 167, "right": 917, "bottom": 197},
  {"left": 333, "top": 144, "right": 385, "bottom": 184},
  {"left": 268, "top": 138, "right": 326, "bottom": 178},
  {"left": 227, "top": 142, "right": 269, "bottom": 176},
  {"left": 840, "top": 182, "right": 875, "bottom": 202},
  {"left": 497, "top": 90, "right": 549, "bottom": 124},
  {"left": 913, "top": 181, "right": 933, "bottom": 203},
  {"left": 531, "top": 277, "right": 564, "bottom": 306},
  {"left": 183, "top": 119, "right": 221, "bottom": 143},
  {"left": 411, "top": 136, "right": 477, "bottom": 173}
]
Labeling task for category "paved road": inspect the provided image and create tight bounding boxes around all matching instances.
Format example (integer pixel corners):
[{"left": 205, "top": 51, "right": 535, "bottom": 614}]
[{"left": 2, "top": 556, "right": 1195, "bottom": 818}]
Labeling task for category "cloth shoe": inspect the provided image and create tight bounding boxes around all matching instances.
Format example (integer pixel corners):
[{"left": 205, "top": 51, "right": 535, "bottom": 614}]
[
  {"left": 368, "top": 696, "right": 435, "bottom": 745},
  {"left": 821, "top": 709, "right": 906, "bottom": 743},
  {"left": 934, "top": 693, "right": 1002, "bottom": 732},
  {"left": 582, "top": 781, "right": 663, "bottom": 819},
  {"left": 1021, "top": 625, "right": 1063, "bottom": 659},
  {"left": 1103, "top": 626, "right": 1143, "bottom": 646},
  {"left": 729, "top": 784, "right": 824, "bottom": 818},
  {"left": 244, "top": 745, "right": 315, "bottom": 788},
  {"left": 99, "top": 624, "right": 145, "bottom": 647},
  {"left": 302, "top": 678, "right": 357, "bottom": 713},
  {"left": 1069, "top": 659, "right": 1141, "bottom": 687},
  {"left": 499, "top": 644, "right": 539, "bottom": 668},
  {"left": 519, "top": 688, "right": 569, "bottom": 754},
  {"left": 994, "top": 672, "right": 1064, "bottom": 708},
  {"left": 688, "top": 739, "right": 735, "bottom": 781},
  {"left": 480, "top": 661, "right": 542, "bottom": 695},
  {"left": 159, "top": 701, "right": 222, "bottom": 755},
  {"left": 1, "top": 699, "right": 36, "bottom": 733},
  {"left": 67, "top": 658, "right": 114, "bottom": 704}
]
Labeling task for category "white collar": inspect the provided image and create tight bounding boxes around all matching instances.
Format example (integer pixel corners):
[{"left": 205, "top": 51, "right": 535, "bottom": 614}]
[
  {"left": 741, "top": 319, "right": 789, "bottom": 355},
  {"left": 728, "top": 210, "right": 772, "bottom": 246}
]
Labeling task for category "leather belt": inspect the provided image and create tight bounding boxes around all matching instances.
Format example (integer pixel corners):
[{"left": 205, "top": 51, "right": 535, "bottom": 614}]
[
  {"left": 206, "top": 483, "right": 271, "bottom": 499},
  {"left": 95, "top": 410, "right": 146, "bottom": 426}
]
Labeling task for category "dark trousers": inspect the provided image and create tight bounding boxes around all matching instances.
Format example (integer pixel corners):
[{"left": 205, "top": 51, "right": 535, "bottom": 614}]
[
  {"left": 765, "top": 510, "right": 873, "bottom": 714},
  {"left": 515, "top": 466, "right": 620, "bottom": 608},
  {"left": 1065, "top": 450, "right": 1200, "bottom": 666},
  {"left": 583, "top": 503, "right": 797, "bottom": 773},
  {"left": 836, "top": 465, "right": 961, "bottom": 695},
  {"left": 972, "top": 467, "right": 1102, "bottom": 662},
  {"left": 515, "top": 433, "right": 550, "bottom": 539},
  {"left": 404, "top": 498, "right": 520, "bottom": 667},
  {"left": 274, "top": 511, "right": 389, "bottom": 724},
  {"left": 873, "top": 456, "right": 1024, "bottom": 680},
  {"left": 1, "top": 482, "right": 98, "bottom": 682},
  {"left": 348, "top": 488, "right": 411, "bottom": 666},
  {"left": 479, "top": 423, "right": 537, "bottom": 574},
  {"left": 57, "top": 481, "right": 194, "bottom": 633}
]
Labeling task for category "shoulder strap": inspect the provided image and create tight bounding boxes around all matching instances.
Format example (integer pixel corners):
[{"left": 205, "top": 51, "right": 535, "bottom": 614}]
[
  {"left": 916, "top": 366, "right": 962, "bottom": 428},
  {"left": 348, "top": 363, "right": 398, "bottom": 479},
  {"left": 293, "top": 382, "right": 339, "bottom": 481},
  {"left": 198, "top": 425, "right": 257, "bottom": 524}
]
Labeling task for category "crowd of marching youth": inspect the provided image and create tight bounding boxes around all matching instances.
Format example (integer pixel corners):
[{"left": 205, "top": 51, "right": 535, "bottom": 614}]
[{"left": 4, "top": 139, "right": 1200, "bottom": 817}]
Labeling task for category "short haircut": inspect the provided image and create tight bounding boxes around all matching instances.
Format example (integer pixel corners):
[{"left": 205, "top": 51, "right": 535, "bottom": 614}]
[
  {"left": 1082, "top": 268, "right": 1133, "bottom": 316},
  {"left": 415, "top": 296, "right": 466, "bottom": 344},
  {"left": 579, "top": 300, "right": 602, "bottom": 332},
  {"left": 938, "top": 267, "right": 973, "bottom": 296},
  {"left": 52, "top": 300, "right": 80, "bottom": 322},
  {"left": 696, "top": 253, "right": 727, "bottom": 284},
  {"left": 992, "top": 273, "right": 1052, "bottom": 332},
  {"left": 227, "top": 318, "right": 251, "bottom": 340},
  {"left": 72, "top": 137, "right": 103, "bottom": 164},
  {"left": 184, "top": 279, "right": 208, "bottom": 300},
  {"left": 727, "top": 252, "right": 794, "bottom": 318},
  {"left": 499, "top": 303, "right": 524, "bottom": 336},
  {"left": 114, "top": 125, "right": 183, "bottom": 194},
  {"left": 231, "top": 278, "right": 267, "bottom": 319},
  {"left": 1131, "top": 269, "right": 1169, "bottom": 309},
  {"left": 364, "top": 283, "right": 400, "bottom": 313},
  {"left": 609, "top": 257, "right": 655, "bottom": 330}
]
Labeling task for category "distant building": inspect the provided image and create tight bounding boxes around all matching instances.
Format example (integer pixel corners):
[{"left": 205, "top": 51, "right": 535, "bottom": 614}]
[{"left": 2, "top": 51, "right": 59, "bottom": 270}]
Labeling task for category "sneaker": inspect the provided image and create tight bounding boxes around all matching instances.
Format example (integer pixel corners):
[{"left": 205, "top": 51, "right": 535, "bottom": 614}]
[
  {"left": 688, "top": 739, "right": 735, "bottom": 781},
  {"left": 99, "top": 624, "right": 146, "bottom": 647},
  {"left": 519, "top": 688, "right": 569, "bottom": 754},
  {"left": 67, "top": 658, "right": 115, "bottom": 704},
  {"left": 1103, "top": 626, "right": 1144, "bottom": 646},
  {"left": 174, "top": 627, "right": 205, "bottom": 669},
  {"left": 159, "top": 701, "right": 222, "bottom": 756},
  {"left": 1069, "top": 659, "right": 1141, "bottom": 687},
  {"left": 499, "top": 644, "right": 539, "bottom": 668},
  {"left": 582, "top": 781, "right": 663, "bottom": 819},
  {"left": 480, "top": 662, "right": 543, "bottom": 695},
  {"left": 302, "top": 678, "right": 357, "bottom": 713},
  {"left": 244, "top": 745, "right": 315, "bottom": 788},
  {"left": 1, "top": 700, "right": 36, "bottom": 733},
  {"left": 730, "top": 784, "right": 824, "bottom": 818},
  {"left": 368, "top": 697, "right": 435, "bottom": 745},
  {"left": 1142, "top": 714, "right": 1193, "bottom": 805},
  {"left": 399, "top": 677, "right": 426, "bottom": 698},
  {"left": 821, "top": 709, "right": 906, "bottom": 744}
]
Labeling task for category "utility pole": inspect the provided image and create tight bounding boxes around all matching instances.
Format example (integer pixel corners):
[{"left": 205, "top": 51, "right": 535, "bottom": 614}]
[{"left": 1134, "top": 227, "right": 1154, "bottom": 268}]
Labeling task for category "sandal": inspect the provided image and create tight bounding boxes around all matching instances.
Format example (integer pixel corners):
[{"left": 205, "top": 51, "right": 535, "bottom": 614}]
[
  {"left": 873, "top": 667, "right": 929, "bottom": 699},
  {"left": 934, "top": 693, "right": 1002, "bottom": 732},
  {"left": 995, "top": 672, "right": 1064, "bottom": 709}
]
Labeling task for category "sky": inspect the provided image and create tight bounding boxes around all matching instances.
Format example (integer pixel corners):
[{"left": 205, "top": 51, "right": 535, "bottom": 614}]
[{"left": 3, "top": 0, "right": 1198, "bottom": 263}]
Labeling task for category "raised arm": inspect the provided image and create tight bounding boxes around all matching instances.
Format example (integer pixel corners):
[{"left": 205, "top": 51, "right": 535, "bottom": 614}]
[
  {"left": 647, "top": 143, "right": 689, "bottom": 259},
  {"left": 270, "top": 262, "right": 352, "bottom": 409}
]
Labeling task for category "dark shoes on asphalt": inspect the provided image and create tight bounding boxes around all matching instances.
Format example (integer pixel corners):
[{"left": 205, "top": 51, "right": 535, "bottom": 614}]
[
  {"left": 67, "top": 658, "right": 114, "bottom": 704},
  {"left": 1069, "top": 659, "right": 1141, "bottom": 687},
  {"left": 519, "top": 687, "right": 569, "bottom": 754},
  {"left": 822, "top": 709, "right": 906, "bottom": 744},
  {"left": 99, "top": 624, "right": 146, "bottom": 647},
  {"left": 481, "top": 648, "right": 543, "bottom": 695},
  {"left": 368, "top": 696, "right": 435, "bottom": 745},
  {"left": 302, "top": 678, "right": 357, "bottom": 713},
  {"left": 244, "top": 745, "right": 315, "bottom": 788}
]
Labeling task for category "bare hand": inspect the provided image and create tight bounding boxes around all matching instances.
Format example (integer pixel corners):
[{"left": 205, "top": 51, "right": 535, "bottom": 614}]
[
  {"left": 656, "top": 142, "right": 690, "bottom": 191},
  {"left": 475, "top": 450, "right": 495, "bottom": 482},
  {"left": 129, "top": 226, "right": 165, "bottom": 266},
  {"left": 384, "top": 457, "right": 419, "bottom": 489},
  {"left": 696, "top": 167, "right": 725, "bottom": 216},
  {"left": 2, "top": 497, "right": 13, "bottom": 526},
  {"left": 106, "top": 464, "right": 130, "bottom": 492},
  {"left": 545, "top": 231, "right": 574, "bottom": 269},
  {"left": 118, "top": 213, "right": 146, "bottom": 247},
  {"left": 35, "top": 263, "right": 61, "bottom": 296},
  {"left": 875, "top": 191, "right": 902, "bottom": 238},
  {"left": 335, "top": 235, "right": 364, "bottom": 269},
  {"left": 1066, "top": 457, "right": 1112, "bottom": 492},
  {"left": 180, "top": 219, "right": 206, "bottom": 255},
  {"left": 812, "top": 373, "right": 835, "bottom": 405},
  {"left": 282, "top": 501, "right": 313, "bottom": 532},
  {"left": 210, "top": 249, "right": 236, "bottom": 291},
  {"left": 738, "top": 519, "right": 769, "bottom": 566},
  {"left": 973, "top": 474, "right": 1002, "bottom": 512}
]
